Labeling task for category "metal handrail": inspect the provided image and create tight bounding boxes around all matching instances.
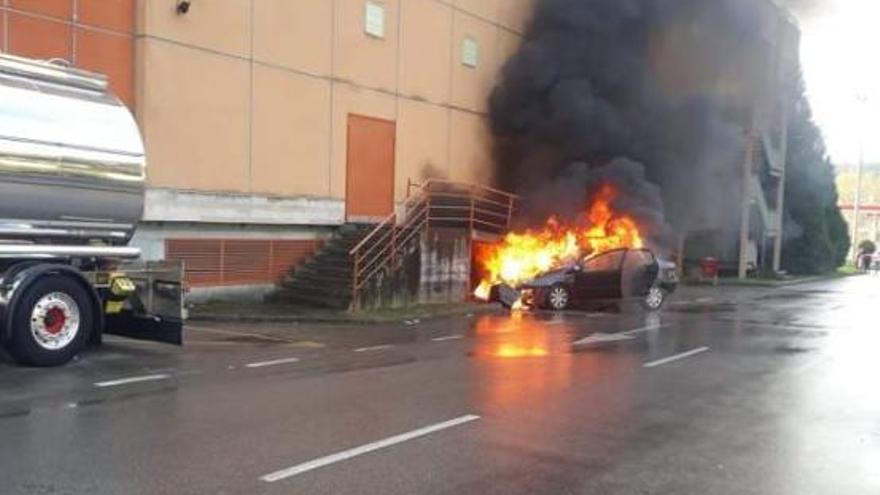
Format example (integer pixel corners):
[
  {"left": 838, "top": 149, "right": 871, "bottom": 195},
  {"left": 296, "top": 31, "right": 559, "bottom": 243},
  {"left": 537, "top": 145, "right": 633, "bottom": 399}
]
[{"left": 350, "top": 179, "right": 519, "bottom": 309}]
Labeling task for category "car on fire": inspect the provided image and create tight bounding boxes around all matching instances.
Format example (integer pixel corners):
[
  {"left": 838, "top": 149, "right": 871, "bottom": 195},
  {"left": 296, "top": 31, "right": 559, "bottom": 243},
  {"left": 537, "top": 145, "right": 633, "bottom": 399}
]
[{"left": 491, "top": 248, "right": 678, "bottom": 311}]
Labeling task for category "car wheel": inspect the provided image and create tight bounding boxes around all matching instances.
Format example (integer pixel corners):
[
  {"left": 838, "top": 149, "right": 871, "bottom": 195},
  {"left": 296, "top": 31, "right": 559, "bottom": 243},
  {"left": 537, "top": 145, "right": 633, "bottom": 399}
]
[
  {"left": 546, "top": 284, "right": 571, "bottom": 311},
  {"left": 642, "top": 285, "right": 666, "bottom": 311},
  {"left": 6, "top": 274, "right": 94, "bottom": 367}
]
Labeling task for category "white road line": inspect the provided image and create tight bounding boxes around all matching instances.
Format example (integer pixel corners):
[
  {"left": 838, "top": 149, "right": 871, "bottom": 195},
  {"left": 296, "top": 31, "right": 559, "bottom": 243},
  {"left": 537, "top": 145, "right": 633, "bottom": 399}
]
[
  {"left": 573, "top": 333, "right": 636, "bottom": 346},
  {"left": 94, "top": 373, "right": 171, "bottom": 388},
  {"left": 545, "top": 320, "right": 569, "bottom": 326},
  {"left": 643, "top": 347, "right": 710, "bottom": 368},
  {"left": 353, "top": 345, "right": 393, "bottom": 353},
  {"left": 245, "top": 357, "right": 301, "bottom": 369},
  {"left": 621, "top": 323, "right": 671, "bottom": 336},
  {"left": 260, "top": 414, "right": 481, "bottom": 483},
  {"left": 431, "top": 335, "right": 463, "bottom": 342}
]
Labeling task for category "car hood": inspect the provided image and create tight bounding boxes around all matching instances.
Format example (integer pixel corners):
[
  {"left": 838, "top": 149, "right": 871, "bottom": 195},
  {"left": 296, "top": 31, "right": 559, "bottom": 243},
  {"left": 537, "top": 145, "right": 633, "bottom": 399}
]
[{"left": 520, "top": 266, "right": 573, "bottom": 288}]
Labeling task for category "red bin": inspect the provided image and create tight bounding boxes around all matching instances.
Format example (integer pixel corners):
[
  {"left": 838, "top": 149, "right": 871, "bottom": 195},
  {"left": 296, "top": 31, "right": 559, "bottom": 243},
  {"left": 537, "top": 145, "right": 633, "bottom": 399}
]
[{"left": 699, "top": 257, "right": 720, "bottom": 284}]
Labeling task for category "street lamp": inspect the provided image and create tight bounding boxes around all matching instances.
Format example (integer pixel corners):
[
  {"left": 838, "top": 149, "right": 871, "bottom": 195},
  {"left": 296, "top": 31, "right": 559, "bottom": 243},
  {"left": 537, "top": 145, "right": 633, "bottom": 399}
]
[{"left": 852, "top": 92, "right": 868, "bottom": 262}]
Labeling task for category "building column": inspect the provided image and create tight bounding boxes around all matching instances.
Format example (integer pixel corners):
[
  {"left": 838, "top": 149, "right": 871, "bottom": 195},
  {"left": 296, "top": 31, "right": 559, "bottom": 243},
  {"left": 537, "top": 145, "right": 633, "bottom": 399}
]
[
  {"left": 772, "top": 181, "right": 786, "bottom": 273},
  {"left": 738, "top": 129, "right": 757, "bottom": 279}
]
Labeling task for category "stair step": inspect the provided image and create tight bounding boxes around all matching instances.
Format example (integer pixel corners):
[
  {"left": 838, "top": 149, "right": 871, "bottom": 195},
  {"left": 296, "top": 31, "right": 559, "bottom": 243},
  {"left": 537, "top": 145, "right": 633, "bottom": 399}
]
[
  {"left": 282, "top": 279, "right": 352, "bottom": 297},
  {"left": 286, "top": 276, "right": 351, "bottom": 290}
]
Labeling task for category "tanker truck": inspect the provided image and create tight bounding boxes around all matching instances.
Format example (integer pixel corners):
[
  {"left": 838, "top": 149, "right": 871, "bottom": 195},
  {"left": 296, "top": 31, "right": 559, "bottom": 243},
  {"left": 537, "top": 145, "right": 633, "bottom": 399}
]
[{"left": 0, "top": 54, "right": 183, "bottom": 367}]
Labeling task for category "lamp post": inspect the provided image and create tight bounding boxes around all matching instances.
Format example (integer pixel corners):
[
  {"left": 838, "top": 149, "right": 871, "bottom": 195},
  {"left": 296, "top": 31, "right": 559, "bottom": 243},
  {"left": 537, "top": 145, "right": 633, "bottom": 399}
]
[{"left": 852, "top": 93, "right": 868, "bottom": 262}]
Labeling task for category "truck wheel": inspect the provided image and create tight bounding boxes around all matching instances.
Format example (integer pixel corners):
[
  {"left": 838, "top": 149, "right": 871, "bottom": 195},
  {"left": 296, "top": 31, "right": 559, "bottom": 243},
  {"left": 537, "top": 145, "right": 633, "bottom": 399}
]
[{"left": 6, "top": 274, "right": 94, "bottom": 367}]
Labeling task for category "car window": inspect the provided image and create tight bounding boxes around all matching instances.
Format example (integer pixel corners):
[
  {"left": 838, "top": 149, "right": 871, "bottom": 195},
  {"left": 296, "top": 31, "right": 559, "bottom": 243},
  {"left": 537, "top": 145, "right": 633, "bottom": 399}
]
[
  {"left": 583, "top": 251, "right": 625, "bottom": 272},
  {"left": 624, "top": 250, "right": 655, "bottom": 270}
]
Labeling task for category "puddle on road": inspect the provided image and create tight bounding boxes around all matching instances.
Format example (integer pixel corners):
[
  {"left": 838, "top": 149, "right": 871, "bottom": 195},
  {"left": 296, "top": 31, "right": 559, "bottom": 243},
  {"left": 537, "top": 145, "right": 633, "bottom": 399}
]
[
  {"left": 668, "top": 302, "right": 738, "bottom": 314},
  {"left": 773, "top": 344, "right": 816, "bottom": 354}
]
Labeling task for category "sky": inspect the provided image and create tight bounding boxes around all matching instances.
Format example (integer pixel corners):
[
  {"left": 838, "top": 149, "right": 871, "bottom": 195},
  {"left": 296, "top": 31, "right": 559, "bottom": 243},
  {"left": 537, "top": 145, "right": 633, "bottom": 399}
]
[{"left": 798, "top": 0, "right": 880, "bottom": 166}]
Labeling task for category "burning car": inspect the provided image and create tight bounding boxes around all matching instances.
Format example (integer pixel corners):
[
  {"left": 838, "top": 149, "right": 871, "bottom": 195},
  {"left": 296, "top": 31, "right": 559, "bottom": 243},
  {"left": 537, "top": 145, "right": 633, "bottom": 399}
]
[
  {"left": 483, "top": 248, "right": 677, "bottom": 311},
  {"left": 473, "top": 182, "right": 677, "bottom": 311},
  {"left": 508, "top": 248, "right": 677, "bottom": 311}
]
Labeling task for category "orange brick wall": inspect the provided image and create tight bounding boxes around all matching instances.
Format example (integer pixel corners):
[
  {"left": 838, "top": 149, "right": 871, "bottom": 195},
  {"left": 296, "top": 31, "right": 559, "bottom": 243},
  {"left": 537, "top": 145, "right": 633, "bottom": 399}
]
[{"left": 0, "top": 0, "right": 135, "bottom": 108}]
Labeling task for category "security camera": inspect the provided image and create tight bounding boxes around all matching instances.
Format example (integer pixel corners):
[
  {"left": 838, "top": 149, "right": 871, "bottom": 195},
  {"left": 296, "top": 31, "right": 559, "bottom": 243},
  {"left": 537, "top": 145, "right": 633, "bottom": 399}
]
[{"left": 176, "top": 0, "right": 191, "bottom": 15}]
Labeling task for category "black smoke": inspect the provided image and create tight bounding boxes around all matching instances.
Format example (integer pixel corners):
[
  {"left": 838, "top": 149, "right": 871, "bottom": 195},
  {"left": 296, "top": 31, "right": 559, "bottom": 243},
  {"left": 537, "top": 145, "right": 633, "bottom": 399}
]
[{"left": 490, "top": 0, "right": 779, "bottom": 248}]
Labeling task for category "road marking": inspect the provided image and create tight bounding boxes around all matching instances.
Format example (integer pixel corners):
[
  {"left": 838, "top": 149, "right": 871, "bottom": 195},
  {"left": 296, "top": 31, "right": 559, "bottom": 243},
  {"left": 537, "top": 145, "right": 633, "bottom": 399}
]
[
  {"left": 431, "top": 335, "right": 463, "bottom": 342},
  {"left": 260, "top": 414, "right": 481, "bottom": 483},
  {"left": 621, "top": 323, "right": 671, "bottom": 336},
  {"left": 353, "top": 345, "right": 393, "bottom": 353},
  {"left": 245, "top": 357, "right": 301, "bottom": 369},
  {"left": 643, "top": 347, "right": 710, "bottom": 368},
  {"left": 573, "top": 333, "right": 636, "bottom": 346},
  {"left": 94, "top": 373, "right": 171, "bottom": 388}
]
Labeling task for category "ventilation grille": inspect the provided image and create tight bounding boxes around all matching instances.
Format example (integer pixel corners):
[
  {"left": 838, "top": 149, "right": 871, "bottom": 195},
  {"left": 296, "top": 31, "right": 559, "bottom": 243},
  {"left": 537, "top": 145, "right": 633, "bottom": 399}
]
[{"left": 166, "top": 239, "right": 323, "bottom": 286}]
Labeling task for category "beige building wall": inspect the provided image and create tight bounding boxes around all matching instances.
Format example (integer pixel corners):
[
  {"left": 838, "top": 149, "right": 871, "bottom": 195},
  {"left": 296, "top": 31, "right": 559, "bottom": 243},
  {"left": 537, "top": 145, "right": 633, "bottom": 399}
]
[{"left": 136, "top": 0, "right": 534, "bottom": 213}]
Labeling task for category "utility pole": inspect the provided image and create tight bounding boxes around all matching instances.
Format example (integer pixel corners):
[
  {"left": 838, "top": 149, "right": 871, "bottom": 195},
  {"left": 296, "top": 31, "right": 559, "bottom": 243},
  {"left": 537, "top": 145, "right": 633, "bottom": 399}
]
[{"left": 852, "top": 93, "right": 868, "bottom": 261}]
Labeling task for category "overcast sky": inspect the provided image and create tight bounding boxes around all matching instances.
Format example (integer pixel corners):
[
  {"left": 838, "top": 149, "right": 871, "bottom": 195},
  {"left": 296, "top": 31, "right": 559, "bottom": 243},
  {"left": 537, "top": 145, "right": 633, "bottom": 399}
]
[{"left": 798, "top": 0, "right": 880, "bottom": 165}]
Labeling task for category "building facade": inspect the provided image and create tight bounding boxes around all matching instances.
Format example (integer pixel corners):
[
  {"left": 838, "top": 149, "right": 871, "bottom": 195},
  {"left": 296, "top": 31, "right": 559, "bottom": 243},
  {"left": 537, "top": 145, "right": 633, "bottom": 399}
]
[
  {"left": 0, "top": 0, "right": 534, "bottom": 294},
  {"left": 681, "top": 0, "right": 800, "bottom": 278}
]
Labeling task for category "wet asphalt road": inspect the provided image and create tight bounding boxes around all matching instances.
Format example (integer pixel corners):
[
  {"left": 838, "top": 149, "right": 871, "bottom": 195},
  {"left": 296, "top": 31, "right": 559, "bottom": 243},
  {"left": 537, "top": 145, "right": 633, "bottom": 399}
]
[{"left": 1, "top": 277, "right": 880, "bottom": 494}]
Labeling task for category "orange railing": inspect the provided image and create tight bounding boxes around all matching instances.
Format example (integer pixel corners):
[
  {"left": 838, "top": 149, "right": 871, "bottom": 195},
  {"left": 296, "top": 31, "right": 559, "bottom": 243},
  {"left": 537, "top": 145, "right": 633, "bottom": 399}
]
[{"left": 349, "top": 179, "right": 519, "bottom": 310}]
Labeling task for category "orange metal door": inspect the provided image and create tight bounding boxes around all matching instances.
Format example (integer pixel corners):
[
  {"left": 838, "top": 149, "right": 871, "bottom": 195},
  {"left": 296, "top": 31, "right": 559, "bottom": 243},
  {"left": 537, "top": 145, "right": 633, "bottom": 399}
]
[{"left": 346, "top": 114, "right": 395, "bottom": 222}]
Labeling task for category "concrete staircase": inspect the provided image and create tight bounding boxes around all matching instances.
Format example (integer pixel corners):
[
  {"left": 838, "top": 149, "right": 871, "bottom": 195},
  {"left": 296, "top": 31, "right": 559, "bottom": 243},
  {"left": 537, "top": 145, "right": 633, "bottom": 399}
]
[{"left": 274, "top": 224, "right": 374, "bottom": 310}]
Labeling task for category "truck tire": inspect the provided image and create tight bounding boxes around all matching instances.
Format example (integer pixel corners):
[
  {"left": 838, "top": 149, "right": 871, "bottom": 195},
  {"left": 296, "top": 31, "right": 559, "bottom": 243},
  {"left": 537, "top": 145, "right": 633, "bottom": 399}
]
[{"left": 6, "top": 274, "right": 94, "bottom": 367}]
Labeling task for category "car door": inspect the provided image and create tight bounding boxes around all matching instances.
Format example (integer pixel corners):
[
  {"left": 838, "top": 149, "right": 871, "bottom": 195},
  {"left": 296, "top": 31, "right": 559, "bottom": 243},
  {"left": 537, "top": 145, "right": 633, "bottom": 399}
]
[
  {"left": 621, "top": 249, "right": 660, "bottom": 298},
  {"left": 573, "top": 250, "right": 626, "bottom": 303}
]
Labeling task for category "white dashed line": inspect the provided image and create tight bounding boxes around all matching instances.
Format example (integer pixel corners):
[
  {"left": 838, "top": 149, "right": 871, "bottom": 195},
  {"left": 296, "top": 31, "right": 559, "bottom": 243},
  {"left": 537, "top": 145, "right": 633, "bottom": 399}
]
[
  {"left": 545, "top": 320, "right": 569, "bottom": 326},
  {"left": 245, "top": 357, "right": 301, "bottom": 369},
  {"left": 94, "top": 374, "right": 171, "bottom": 388},
  {"left": 643, "top": 347, "right": 710, "bottom": 368},
  {"left": 573, "top": 333, "right": 636, "bottom": 346},
  {"left": 621, "top": 323, "right": 671, "bottom": 336},
  {"left": 260, "top": 414, "right": 481, "bottom": 483},
  {"left": 431, "top": 335, "right": 464, "bottom": 342},
  {"left": 353, "top": 345, "right": 394, "bottom": 353}
]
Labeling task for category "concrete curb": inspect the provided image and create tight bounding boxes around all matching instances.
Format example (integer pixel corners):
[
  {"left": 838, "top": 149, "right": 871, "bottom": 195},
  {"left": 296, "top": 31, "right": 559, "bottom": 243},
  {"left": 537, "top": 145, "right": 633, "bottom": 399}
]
[{"left": 685, "top": 273, "right": 860, "bottom": 289}]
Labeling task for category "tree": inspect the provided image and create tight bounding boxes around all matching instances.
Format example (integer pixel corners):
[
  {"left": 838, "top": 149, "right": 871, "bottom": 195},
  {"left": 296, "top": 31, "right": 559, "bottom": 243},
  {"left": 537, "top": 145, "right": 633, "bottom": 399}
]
[{"left": 781, "top": 74, "right": 850, "bottom": 274}]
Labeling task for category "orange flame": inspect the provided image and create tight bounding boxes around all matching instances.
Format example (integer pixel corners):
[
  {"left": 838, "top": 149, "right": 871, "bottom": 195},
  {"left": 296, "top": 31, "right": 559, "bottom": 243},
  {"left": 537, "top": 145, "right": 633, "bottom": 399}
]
[{"left": 474, "top": 184, "right": 644, "bottom": 292}]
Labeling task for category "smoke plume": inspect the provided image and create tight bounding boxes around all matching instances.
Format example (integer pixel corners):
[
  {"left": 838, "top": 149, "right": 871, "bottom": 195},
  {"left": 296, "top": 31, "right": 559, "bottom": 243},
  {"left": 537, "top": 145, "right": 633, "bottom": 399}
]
[{"left": 490, "top": 0, "right": 787, "bottom": 248}]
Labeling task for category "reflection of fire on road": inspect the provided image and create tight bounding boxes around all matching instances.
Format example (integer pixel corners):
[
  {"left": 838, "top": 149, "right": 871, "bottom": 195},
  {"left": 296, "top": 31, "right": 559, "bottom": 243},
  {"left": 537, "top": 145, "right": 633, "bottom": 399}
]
[
  {"left": 473, "top": 184, "right": 644, "bottom": 300},
  {"left": 474, "top": 312, "right": 556, "bottom": 359}
]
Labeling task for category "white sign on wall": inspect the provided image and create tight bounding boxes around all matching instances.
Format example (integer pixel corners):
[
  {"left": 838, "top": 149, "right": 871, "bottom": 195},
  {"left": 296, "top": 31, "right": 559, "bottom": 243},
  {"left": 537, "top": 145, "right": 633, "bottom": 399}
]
[
  {"left": 462, "top": 37, "right": 479, "bottom": 68},
  {"left": 365, "top": 1, "right": 386, "bottom": 38}
]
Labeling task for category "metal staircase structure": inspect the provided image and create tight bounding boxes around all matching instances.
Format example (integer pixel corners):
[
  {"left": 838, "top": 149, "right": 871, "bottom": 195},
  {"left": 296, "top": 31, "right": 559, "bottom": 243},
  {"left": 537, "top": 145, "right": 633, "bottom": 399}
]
[{"left": 348, "top": 179, "right": 519, "bottom": 310}]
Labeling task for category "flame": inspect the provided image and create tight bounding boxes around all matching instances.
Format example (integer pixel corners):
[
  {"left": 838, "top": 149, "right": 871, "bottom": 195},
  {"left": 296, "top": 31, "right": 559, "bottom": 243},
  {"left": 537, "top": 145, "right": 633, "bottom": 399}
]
[
  {"left": 474, "top": 184, "right": 644, "bottom": 293},
  {"left": 473, "top": 280, "right": 493, "bottom": 301},
  {"left": 495, "top": 344, "right": 549, "bottom": 358}
]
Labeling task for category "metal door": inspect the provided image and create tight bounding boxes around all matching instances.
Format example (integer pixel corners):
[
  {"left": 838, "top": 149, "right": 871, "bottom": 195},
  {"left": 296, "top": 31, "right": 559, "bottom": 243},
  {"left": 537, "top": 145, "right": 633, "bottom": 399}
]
[{"left": 345, "top": 114, "right": 396, "bottom": 223}]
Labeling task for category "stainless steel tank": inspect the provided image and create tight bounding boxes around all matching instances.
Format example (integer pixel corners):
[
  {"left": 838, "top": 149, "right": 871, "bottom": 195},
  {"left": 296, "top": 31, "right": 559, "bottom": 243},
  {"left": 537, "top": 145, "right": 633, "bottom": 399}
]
[{"left": 0, "top": 54, "right": 145, "bottom": 246}]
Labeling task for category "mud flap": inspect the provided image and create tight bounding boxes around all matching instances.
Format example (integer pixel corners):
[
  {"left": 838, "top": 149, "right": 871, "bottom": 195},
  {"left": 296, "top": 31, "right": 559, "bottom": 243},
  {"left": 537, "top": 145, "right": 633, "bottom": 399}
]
[{"left": 104, "top": 261, "right": 184, "bottom": 346}]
